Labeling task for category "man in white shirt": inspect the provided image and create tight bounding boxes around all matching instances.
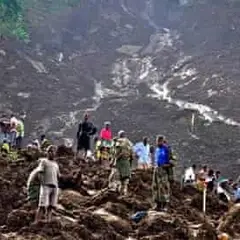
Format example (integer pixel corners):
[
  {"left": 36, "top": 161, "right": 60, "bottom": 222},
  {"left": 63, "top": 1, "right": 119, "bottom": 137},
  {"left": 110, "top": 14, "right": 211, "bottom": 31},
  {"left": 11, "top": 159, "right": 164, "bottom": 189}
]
[
  {"left": 184, "top": 164, "right": 197, "bottom": 183},
  {"left": 35, "top": 145, "right": 60, "bottom": 223}
]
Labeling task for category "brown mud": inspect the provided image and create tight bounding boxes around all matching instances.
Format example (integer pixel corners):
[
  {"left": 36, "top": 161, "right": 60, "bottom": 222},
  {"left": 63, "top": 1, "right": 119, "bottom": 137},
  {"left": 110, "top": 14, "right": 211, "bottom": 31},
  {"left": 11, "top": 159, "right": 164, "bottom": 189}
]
[{"left": 0, "top": 147, "right": 239, "bottom": 240}]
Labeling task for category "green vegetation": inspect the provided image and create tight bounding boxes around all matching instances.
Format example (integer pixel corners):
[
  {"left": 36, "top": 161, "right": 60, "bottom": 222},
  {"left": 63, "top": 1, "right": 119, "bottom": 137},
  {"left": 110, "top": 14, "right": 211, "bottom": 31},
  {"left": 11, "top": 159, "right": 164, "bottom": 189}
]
[
  {"left": 0, "top": 0, "right": 80, "bottom": 41},
  {"left": 0, "top": 0, "right": 28, "bottom": 40}
]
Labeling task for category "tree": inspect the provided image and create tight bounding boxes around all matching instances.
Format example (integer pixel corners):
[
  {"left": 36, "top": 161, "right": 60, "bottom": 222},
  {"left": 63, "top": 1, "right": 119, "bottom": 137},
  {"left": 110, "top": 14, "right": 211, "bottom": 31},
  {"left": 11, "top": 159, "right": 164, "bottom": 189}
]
[
  {"left": 0, "top": 0, "right": 81, "bottom": 41},
  {"left": 0, "top": 0, "right": 29, "bottom": 40}
]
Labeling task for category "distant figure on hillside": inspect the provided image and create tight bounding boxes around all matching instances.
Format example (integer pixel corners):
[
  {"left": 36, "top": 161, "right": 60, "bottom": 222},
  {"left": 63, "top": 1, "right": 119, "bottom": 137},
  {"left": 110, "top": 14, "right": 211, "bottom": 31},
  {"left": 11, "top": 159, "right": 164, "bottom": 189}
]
[
  {"left": 35, "top": 145, "right": 60, "bottom": 223},
  {"left": 16, "top": 117, "right": 24, "bottom": 150},
  {"left": 183, "top": 164, "right": 197, "bottom": 183},
  {"left": 98, "top": 122, "right": 113, "bottom": 165},
  {"left": 40, "top": 134, "right": 51, "bottom": 151},
  {"left": 133, "top": 137, "right": 150, "bottom": 169},
  {"left": 76, "top": 113, "right": 97, "bottom": 159},
  {"left": 152, "top": 135, "right": 171, "bottom": 211},
  {"left": 10, "top": 114, "right": 18, "bottom": 148},
  {"left": 205, "top": 169, "right": 215, "bottom": 192}
]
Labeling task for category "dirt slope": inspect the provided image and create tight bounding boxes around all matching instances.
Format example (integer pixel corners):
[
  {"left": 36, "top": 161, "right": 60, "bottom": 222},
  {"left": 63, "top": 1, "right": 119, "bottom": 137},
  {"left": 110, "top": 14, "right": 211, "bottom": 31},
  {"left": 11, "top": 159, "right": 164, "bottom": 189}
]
[{"left": 0, "top": 149, "right": 239, "bottom": 240}]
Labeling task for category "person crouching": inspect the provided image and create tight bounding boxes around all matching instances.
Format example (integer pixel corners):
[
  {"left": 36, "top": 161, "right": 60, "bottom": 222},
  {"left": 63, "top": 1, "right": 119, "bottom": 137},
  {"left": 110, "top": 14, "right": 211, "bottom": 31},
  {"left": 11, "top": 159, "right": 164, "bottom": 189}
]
[{"left": 35, "top": 145, "right": 60, "bottom": 223}]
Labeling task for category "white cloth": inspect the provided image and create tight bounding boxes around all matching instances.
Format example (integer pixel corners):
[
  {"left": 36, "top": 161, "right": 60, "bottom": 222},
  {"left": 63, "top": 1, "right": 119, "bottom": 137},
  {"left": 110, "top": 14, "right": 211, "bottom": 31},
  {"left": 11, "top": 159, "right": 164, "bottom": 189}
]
[{"left": 184, "top": 167, "right": 196, "bottom": 182}]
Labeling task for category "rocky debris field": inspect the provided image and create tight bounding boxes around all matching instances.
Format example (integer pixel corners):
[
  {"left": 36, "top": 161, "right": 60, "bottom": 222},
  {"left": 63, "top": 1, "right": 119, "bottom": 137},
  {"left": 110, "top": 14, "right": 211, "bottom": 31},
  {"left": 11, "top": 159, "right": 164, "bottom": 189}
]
[{"left": 0, "top": 147, "right": 239, "bottom": 240}]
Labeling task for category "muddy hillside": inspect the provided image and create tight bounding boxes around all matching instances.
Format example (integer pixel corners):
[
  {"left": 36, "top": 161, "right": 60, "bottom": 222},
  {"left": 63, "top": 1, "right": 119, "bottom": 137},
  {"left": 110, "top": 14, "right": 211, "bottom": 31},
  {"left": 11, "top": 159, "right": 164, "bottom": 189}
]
[
  {"left": 0, "top": 149, "right": 239, "bottom": 240},
  {"left": 0, "top": 0, "right": 240, "bottom": 176}
]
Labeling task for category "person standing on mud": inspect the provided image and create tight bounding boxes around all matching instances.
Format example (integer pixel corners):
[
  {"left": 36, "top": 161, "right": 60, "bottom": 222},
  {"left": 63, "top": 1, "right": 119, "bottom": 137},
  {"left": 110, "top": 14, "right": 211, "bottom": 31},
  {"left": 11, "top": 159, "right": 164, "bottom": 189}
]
[
  {"left": 35, "top": 145, "right": 60, "bottom": 223},
  {"left": 16, "top": 117, "right": 24, "bottom": 150},
  {"left": 110, "top": 130, "right": 133, "bottom": 196},
  {"left": 76, "top": 113, "right": 97, "bottom": 159},
  {"left": 163, "top": 139, "right": 176, "bottom": 188},
  {"left": 152, "top": 135, "right": 171, "bottom": 211}
]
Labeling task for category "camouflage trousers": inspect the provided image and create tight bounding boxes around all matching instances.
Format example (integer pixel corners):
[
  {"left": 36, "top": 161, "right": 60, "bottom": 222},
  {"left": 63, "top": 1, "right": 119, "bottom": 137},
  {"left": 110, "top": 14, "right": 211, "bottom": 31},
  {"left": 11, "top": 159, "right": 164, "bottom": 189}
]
[
  {"left": 108, "top": 167, "right": 129, "bottom": 195},
  {"left": 166, "top": 166, "right": 174, "bottom": 184},
  {"left": 152, "top": 166, "right": 171, "bottom": 204}
]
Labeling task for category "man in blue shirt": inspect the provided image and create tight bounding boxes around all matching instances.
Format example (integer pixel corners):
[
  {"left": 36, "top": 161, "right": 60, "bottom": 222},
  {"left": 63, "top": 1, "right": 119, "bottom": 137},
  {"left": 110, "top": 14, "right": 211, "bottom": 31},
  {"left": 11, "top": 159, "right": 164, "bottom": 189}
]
[{"left": 152, "top": 135, "right": 171, "bottom": 211}]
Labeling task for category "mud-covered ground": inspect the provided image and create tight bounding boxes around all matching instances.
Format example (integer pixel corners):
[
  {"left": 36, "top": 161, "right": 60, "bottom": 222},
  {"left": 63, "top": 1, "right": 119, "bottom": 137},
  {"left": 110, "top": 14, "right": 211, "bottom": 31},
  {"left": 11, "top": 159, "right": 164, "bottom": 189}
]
[
  {"left": 0, "top": 0, "right": 240, "bottom": 179},
  {"left": 0, "top": 149, "right": 239, "bottom": 240}
]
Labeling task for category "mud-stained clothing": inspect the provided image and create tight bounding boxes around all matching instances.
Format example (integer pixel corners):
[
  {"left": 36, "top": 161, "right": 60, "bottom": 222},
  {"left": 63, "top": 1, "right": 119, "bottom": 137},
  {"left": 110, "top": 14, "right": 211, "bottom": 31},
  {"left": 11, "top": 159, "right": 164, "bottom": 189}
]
[
  {"left": 152, "top": 166, "right": 170, "bottom": 204},
  {"left": 110, "top": 137, "right": 133, "bottom": 194},
  {"left": 116, "top": 158, "right": 131, "bottom": 180},
  {"left": 153, "top": 145, "right": 171, "bottom": 205},
  {"left": 77, "top": 121, "right": 97, "bottom": 151},
  {"left": 165, "top": 144, "right": 176, "bottom": 185},
  {"left": 114, "top": 137, "right": 133, "bottom": 179},
  {"left": 38, "top": 158, "right": 60, "bottom": 208}
]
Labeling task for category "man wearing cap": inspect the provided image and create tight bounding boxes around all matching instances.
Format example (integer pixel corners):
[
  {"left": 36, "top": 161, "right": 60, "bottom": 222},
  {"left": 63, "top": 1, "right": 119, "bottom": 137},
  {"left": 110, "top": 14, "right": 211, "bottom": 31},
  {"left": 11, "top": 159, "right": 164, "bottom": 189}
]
[
  {"left": 35, "top": 145, "right": 60, "bottom": 223},
  {"left": 110, "top": 130, "right": 133, "bottom": 195},
  {"left": 76, "top": 113, "right": 97, "bottom": 159}
]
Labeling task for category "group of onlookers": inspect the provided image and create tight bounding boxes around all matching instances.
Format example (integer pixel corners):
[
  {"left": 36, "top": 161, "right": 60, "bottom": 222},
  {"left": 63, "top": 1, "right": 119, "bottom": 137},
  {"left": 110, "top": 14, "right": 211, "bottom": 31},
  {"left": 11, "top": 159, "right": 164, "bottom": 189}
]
[
  {"left": 0, "top": 114, "right": 25, "bottom": 154},
  {"left": 183, "top": 164, "right": 240, "bottom": 203},
  {"left": 23, "top": 112, "right": 240, "bottom": 225}
]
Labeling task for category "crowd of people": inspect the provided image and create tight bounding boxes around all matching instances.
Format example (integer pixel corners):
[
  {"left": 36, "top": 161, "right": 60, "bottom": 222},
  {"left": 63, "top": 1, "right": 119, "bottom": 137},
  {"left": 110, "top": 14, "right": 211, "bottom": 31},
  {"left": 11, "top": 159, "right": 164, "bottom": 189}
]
[
  {"left": 183, "top": 164, "right": 240, "bottom": 204},
  {"left": 2, "top": 112, "right": 238, "bottom": 223},
  {"left": 0, "top": 114, "right": 25, "bottom": 153}
]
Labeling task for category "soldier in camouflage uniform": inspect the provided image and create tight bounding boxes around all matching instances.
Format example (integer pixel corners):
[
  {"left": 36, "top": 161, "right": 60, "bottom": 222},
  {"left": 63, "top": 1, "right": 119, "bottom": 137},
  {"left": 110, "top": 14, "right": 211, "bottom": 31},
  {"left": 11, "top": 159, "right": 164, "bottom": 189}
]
[
  {"left": 152, "top": 135, "right": 171, "bottom": 211},
  {"left": 108, "top": 130, "right": 133, "bottom": 195},
  {"left": 164, "top": 139, "right": 177, "bottom": 189}
]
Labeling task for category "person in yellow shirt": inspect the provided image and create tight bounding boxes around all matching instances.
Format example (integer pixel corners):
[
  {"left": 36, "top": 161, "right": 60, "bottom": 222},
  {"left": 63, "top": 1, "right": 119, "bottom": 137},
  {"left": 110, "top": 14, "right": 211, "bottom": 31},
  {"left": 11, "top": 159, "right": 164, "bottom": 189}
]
[{"left": 16, "top": 118, "right": 24, "bottom": 150}]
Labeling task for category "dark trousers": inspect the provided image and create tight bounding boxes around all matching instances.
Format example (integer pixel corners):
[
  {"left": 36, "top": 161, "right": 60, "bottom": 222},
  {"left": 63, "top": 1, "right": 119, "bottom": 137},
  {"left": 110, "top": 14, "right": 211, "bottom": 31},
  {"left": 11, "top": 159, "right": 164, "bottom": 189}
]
[{"left": 16, "top": 136, "right": 23, "bottom": 149}]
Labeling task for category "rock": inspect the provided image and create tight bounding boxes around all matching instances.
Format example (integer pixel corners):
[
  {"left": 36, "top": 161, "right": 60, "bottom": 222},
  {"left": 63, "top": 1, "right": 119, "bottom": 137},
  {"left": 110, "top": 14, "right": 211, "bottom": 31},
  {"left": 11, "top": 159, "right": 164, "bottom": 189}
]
[
  {"left": 0, "top": 153, "right": 235, "bottom": 239},
  {"left": 59, "top": 190, "right": 84, "bottom": 210},
  {"left": 6, "top": 209, "right": 34, "bottom": 231},
  {"left": 217, "top": 204, "right": 240, "bottom": 236}
]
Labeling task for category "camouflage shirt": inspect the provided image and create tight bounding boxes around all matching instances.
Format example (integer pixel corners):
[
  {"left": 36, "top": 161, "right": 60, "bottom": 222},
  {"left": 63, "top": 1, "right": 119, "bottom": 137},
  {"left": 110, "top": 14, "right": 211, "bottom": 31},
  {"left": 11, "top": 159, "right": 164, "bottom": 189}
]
[{"left": 113, "top": 137, "right": 133, "bottom": 160}]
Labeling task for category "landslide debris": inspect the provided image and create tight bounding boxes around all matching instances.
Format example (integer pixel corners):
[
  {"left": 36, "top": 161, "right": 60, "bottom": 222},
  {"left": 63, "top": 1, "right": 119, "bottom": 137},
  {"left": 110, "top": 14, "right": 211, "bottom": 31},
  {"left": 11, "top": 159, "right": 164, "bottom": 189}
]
[{"left": 0, "top": 148, "right": 239, "bottom": 240}]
